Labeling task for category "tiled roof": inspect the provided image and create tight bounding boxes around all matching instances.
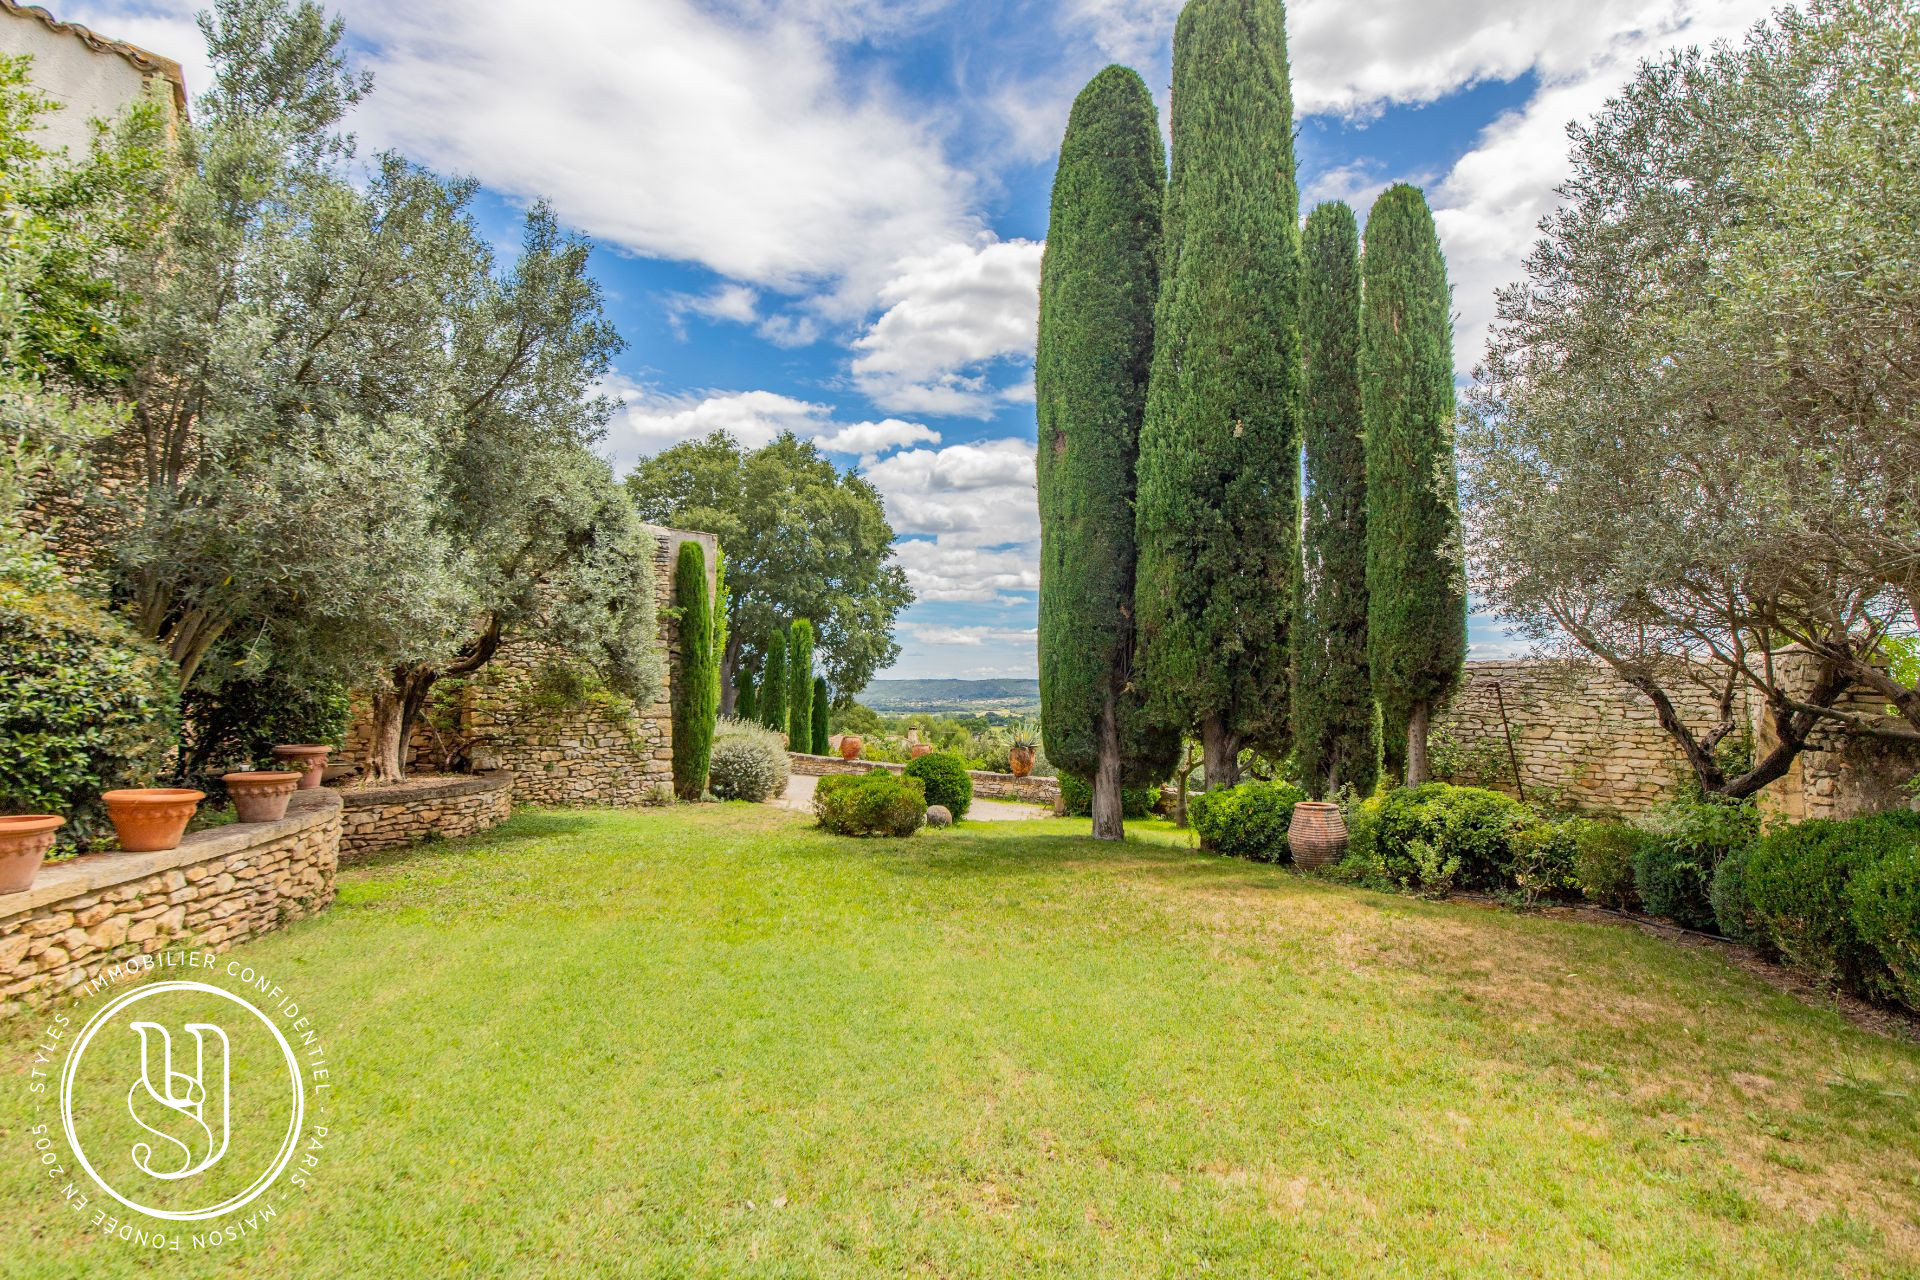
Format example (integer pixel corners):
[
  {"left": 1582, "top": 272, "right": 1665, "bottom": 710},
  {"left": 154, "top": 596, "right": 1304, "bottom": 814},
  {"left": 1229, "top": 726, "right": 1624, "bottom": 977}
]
[{"left": 0, "top": 0, "right": 189, "bottom": 115}]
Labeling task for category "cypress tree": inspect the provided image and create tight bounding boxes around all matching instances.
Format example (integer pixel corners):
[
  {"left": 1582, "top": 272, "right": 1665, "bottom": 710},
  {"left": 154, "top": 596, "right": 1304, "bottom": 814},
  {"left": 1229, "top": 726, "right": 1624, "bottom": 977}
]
[
  {"left": 1295, "top": 201, "right": 1377, "bottom": 799},
  {"left": 1361, "top": 183, "right": 1466, "bottom": 785},
  {"left": 671, "top": 541, "right": 719, "bottom": 800},
  {"left": 1037, "top": 64, "right": 1181, "bottom": 841},
  {"left": 735, "top": 667, "right": 757, "bottom": 725},
  {"left": 759, "top": 627, "right": 788, "bottom": 736},
  {"left": 810, "top": 676, "right": 831, "bottom": 756},
  {"left": 787, "top": 618, "right": 814, "bottom": 749},
  {"left": 1134, "top": 0, "right": 1302, "bottom": 791}
]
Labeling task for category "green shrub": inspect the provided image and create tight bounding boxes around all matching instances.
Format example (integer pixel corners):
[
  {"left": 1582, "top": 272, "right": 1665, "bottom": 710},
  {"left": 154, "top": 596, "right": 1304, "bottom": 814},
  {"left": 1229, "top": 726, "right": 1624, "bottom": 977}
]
[
  {"left": 1572, "top": 820, "right": 1645, "bottom": 909},
  {"left": 1745, "top": 810, "right": 1920, "bottom": 992},
  {"left": 1189, "top": 780, "right": 1305, "bottom": 862},
  {"left": 1510, "top": 822, "right": 1581, "bottom": 906},
  {"left": 1850, "top": 835, "right": 1920, "bottom": 1011},
  {"left": 180, "top": 666, "right": 349, "bottom": 782},
  {"left": 904, "top": 751, "right": 972, "bottom": 821},
  {"left": 1708, "top": 844, "right": 1768, "bottom": 947},
  {"left": 1633, "top": 799, "right": 1759, "bottom": 930},
  {"left": 706, "top": 718, "right": 790, "bottom": 803},
  {"left": 1058, "top": 774, "right": 1161, "bottom": 819},
  {"left": 0, "top": 566, "right": 177, "bottom": 850},
  {"left": 1367, "top": 783, "right": 1537, "bottom": 892},
  {"left": 815, "top": 772, "right": 926, "bottom": 838}
]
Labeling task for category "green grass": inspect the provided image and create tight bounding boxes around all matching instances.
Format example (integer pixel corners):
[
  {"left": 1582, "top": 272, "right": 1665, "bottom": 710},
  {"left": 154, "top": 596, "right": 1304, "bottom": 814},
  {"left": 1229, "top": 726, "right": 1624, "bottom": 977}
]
[{"left": 5, "top": 804, "right": 1920, "bottom": 1277}]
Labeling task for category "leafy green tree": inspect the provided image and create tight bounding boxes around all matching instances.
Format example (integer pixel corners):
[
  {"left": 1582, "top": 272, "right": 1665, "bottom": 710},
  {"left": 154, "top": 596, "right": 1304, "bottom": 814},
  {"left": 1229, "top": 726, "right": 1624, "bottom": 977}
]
[
  {"left": 787, "top": 618, "right": 815, "bottom": 749},
  {"left": 1363, "top": 183, "right": 1465, "bottom": 786},
  {"left": 672, "top": 541, "right": 718, "bottom": 800},
  {"left": 1295, "top": 201, "right": 1376, "bottom": 799},
  {"left": 1037, "top": 64, "right": 1180, "bottom": 839},
  {"left": 760, "top": 626, "right": 789, "bottom": 737},
  {"left": 1463, "top": 0, "right": 1920, "bottom": 793},
  {"left": 1134, "top": 0, "right": 1301, "bottom": 790},
  {"left": 626, "top": 431, "right": 912, "bottom": 703},
  {"left": 810, "top": 675, "right": 831, "bottom": 755}
]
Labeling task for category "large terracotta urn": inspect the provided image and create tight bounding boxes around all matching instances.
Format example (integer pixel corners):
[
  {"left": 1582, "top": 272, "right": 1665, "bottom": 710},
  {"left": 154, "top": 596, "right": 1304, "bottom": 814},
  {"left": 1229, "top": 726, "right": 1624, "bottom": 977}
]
[
  {"left": 102, "top": 789, "right": 204, "bottom": 853},
  {"left": 1287, "top": 801, "right": 1349, "bottom": 871},
  {"left": 223, "top": 771, "right": 302, "bottom": 824},
  {"left": 271, "top": 744, "right": 333, "bottom": 790},
  {"left": 0, "top": 815, "right": 65, "bottom": 894},
  {"left": 1008, "top": 744, "right": 1035, "bottom": 778},
  {"left": 839, "top": 735, "right": 864, "bottom": 761}
]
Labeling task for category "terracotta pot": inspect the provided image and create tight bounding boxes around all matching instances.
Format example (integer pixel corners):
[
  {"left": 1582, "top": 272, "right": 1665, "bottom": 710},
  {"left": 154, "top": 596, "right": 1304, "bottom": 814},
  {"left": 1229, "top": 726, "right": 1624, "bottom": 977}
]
[
  {"left": 223, "top": 771, "right": 301, "bottom": 824},
  {"left": 840, "top": 736, "right": 864, "bottom": 761},
  {"left": 1288, "top": 801, "right": 1349, "bottom": 871},
  {"left": 0, "top": 815, "right": 65, "bottom": 894},
  {"left": 910, "top": 743, "right": 933, "bottom": 759},
  {"left": 271, "top": 744, "right": 333, "bottom": 790},
  {"left": 1008, "top": 746, "right": 1035, "bottom": 778},
  {"left": 102, "top": 789, "right": 204, "bottom": 854}
]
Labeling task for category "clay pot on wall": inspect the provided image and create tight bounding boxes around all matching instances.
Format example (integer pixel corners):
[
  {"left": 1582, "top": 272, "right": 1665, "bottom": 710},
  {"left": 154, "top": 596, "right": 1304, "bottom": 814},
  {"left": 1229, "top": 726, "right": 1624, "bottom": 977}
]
[
  {"left": 102, "top": 789, "right": 204, "bottom": 853},
  {"left": 840, "top": 736, "right": 864, "bottom": 761},
  {"left": 1287, "top": 801, "right": 1348, "bottom": 871},
  {"left": 0, "top": 815, "right": 65, "bottom": 894},
  {"left": 271, "top": 744, "right": 332, "bottom": 790},
  {"left": 1008, "top": 744, "right": 1036, "bottom": 778},
  {"left": 223, "top": 771, "right": 302, "bottom": 824},
  {"left": 910, "top": 743, "right": 933, "bottom": 759}
]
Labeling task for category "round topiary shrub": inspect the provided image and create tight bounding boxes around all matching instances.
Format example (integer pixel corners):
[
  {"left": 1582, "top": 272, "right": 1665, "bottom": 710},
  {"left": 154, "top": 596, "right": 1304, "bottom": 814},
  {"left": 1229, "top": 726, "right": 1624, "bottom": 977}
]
[
  {"left": 1745, "top": 810, "right": 1920, "bottom": 993},
  {"left": 815, "top": 772, "right": 926, "bottom": 838},
  {"left": 1850, "top": 835, "right": 1920, "bottom": 1012},
  {"left": 1057, "top": 774, "right": 1161, "bottom": 819},
  {"left": 903, "top": 751, "right": 972, "bottom": 821},
  {"left": 1632, "top": 799, "right": 1759, "bottom": 931},
  {"left": 1189, "top": 780, "right": 1305, "bottom": 862},
  {"left": 706, "top": 717, "right": 791, "bottom": 803},
  {"left": 0, "top": 561, "right": 178, "bottom": 850}
]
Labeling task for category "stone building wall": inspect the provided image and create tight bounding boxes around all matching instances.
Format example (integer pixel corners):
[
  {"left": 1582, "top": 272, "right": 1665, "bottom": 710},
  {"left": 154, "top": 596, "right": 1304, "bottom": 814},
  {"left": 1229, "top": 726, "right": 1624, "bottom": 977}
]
[
  {"left": 338, "top": 771, "right": 513, "bottom": 862},
  {"left": 788, "top": 753, "right": 1061, "bottom": 807},
  {"left": 0, "top": 790, "right": 340, "bottom": 1016},
  {"left": 1753, "top": 648, "right": 1920, "bottom": 823}
]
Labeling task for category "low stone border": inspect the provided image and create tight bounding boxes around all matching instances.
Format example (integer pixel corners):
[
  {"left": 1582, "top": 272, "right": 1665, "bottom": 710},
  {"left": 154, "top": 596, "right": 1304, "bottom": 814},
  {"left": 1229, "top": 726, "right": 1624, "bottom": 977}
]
[
  {"left": 0, "top": 790, "right": 341, "bottom": 1016},
  {"left": 336, "top": 770, "right": 513, "bottom": 862},
  {"left": 787, "top": 754, "right": 1060, "bottom": 807}
]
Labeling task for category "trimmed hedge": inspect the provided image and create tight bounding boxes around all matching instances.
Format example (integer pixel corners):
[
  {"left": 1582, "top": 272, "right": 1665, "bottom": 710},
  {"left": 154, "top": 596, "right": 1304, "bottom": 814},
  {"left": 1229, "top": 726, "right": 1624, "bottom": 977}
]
[
  {"left": 904, "top": 751, "right": 972, "bottom": 821},
  {"left": 1851, "top": 839, "right": 1920, "bottom": 1010},
  {"left": 1348, "top": 783, "right": 1537, "bottom": 893},
  {"left": 1633, "top": 800, "right": 1759, "bottom": 931},
  {"left": 1744, "top": 810, "right": 1920, "bottom": 993},
  {"left": 815, "top": 772, "right": 926, "bottom": 838},
  {"left": 1058, "top": 773, "right": 1160, "bottom": 819},
  {"left": 1190, "top": 780, "right": 1305, "bottom": 862},
  {"left": 0, "top": 564, "right": 177, "bottom": 849}
]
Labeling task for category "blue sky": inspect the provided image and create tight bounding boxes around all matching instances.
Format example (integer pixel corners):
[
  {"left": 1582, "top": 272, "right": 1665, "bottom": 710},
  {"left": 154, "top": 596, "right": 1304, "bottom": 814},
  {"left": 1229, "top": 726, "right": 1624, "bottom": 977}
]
[{"left": 70, "top": 0, "right": 1779, "bottom": 679}]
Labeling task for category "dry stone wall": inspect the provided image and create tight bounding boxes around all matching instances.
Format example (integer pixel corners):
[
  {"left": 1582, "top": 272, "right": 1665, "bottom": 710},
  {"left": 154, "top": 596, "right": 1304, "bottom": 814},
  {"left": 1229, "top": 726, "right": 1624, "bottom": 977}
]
[
  {"left": 0, "top": 791, "right": 340, "bottom": 1016},
  {"left": 338, "top": 771, "right": 513, "bottom": 862}
]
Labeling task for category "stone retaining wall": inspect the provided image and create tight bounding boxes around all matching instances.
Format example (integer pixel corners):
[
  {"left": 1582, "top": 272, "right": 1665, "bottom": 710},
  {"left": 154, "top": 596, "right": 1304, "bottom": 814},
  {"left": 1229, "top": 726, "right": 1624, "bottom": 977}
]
[
  {"left": 337, "top": 771, "right": 513, "bottom": 862},
  {"left": 0, "top": 791, "right": 340, "bottom": 1016},
  {"left": 788, "top": 754, "right": 1060, "bottom": 806}
]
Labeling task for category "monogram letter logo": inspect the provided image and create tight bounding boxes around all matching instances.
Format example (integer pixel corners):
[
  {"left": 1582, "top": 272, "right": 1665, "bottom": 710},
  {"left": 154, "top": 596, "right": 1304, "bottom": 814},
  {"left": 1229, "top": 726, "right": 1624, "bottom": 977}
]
[{"left": 126, "top": 1021, "right": 231, "bottom": 1180}]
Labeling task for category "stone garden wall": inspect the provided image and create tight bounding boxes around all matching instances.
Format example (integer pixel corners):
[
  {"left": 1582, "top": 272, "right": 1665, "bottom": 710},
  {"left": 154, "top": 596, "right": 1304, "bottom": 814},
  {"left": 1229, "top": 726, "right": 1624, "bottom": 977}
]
[
  {"left": 0, "top": 790, "right": 340, "bottom": 1016},
  {"left": 788, "top": 754, "right": 1061, "bottom": 807},
  {"left": 338, "top": 771, "right": 513, "bottom": 862}
]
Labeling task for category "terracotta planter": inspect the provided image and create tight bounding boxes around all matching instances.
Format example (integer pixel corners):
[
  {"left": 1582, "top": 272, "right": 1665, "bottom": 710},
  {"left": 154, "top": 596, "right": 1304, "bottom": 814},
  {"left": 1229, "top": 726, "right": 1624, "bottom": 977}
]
[
  {"left": 0, "top": 815, "right": 64, "bottom": 894},
  {"left": 102, "top": 789, "right": 204, "bottom": 854},
  {"left": 223, "top": 771, "right": 301, "bottom": 824},
  {"left": 840, "top": 736, "right": 864, "bottom": 761},
  {"left": 1008, "top": 746, "right": 1035, "bottom": 778},
  {"left": 910, "top": 743, "right": 933, "bottom": 759},
  {"left": 271, "top": 744, "right": 333, "bottom": 790},
  {"left": 1288, "top": 801, "right": 1348, "bottom": 871}
]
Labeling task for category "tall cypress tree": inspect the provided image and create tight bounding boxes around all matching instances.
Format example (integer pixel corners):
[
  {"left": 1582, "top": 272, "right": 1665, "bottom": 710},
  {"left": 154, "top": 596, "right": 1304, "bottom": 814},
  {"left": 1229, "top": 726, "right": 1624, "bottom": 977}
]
[
  {"left": 671, "top": 541, "right": 719, "bottom": 800},
  {"left": 1362, "top": 183, "right": 1466, "bottom": 785},
  {"left": 1135, "top": 0, "right": 1302, "bottom": 791},
  {"left": 810, "top": 675, "right": 831, "bottom": 756},
  {"left": 735, "top": 667, "right": 757, "bottom": 725},
  {"left": 786, "top": 618, "right": 814, "bottom": 749},
  {"left": 1037, "top": 65, "right": 1182, "bottom": 841},
  {"left": 1295, "top": 201, "right": 1377, "bottom": 799},
  {"left": 759, "top": 626, "right": 788, "bottom": 736}
]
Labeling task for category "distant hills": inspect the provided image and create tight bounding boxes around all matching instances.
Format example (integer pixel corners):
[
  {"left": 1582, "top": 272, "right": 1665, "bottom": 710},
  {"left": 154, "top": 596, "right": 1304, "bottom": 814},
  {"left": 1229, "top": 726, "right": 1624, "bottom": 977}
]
[{"left": 857, "top": 679, "right": 1041, "bottom": 714}]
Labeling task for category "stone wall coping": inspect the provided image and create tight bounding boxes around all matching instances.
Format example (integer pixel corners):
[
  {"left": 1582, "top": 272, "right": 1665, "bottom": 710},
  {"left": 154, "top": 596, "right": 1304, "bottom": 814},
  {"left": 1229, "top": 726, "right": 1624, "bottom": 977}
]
[
  {"left": 337, "top": 769, "right": 514, "bottom": 809},
  {"left": 0, "top": 789, "right": 342, "bottom": 918}
]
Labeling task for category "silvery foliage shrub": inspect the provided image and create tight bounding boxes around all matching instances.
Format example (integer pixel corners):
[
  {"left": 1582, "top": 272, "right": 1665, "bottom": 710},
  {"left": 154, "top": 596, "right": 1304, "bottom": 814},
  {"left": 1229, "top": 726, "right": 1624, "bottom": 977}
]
[{"left": 706, "top": 717, "right": 790, "bottom": 803}]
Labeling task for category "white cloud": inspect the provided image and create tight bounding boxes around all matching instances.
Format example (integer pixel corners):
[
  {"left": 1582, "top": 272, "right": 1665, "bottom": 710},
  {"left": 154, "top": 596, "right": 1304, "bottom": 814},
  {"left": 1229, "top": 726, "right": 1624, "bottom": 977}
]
[
  {"left": 901, "top": 622, "right": 1039, "bottom": 648},
  {"left": 851, "top": 238, "right": 1044, "bottom": 418},
  {"left": 891, "top": 541, "right": 1041, "bottom": 604},
  {"left": 602, "top": 382, "right": 937, "bottom": 468},
  {"left": 862, "top": 438, "right": 1040, "bottom": 602}
]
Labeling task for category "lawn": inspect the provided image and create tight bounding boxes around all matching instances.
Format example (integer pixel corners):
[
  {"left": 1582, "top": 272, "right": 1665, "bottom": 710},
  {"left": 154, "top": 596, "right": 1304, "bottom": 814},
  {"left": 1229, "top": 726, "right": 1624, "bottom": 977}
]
[{"left": 5, "top": 804, "right": 1920, "bottom": 1278}]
